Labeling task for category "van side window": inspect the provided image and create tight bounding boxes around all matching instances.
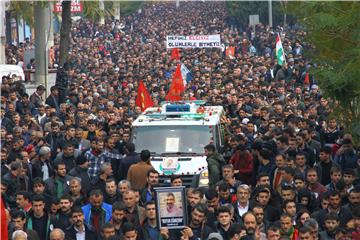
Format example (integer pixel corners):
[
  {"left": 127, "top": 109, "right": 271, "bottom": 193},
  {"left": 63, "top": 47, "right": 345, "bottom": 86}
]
[{"left": 215, "top": 124, "right": 224, "bottom": 148}]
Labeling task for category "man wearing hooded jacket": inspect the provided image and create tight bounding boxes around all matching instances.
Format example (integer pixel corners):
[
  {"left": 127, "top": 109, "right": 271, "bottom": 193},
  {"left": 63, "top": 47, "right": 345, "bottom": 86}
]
[{"left": 204, "top": 144, "right": 226, "bottom": 188}]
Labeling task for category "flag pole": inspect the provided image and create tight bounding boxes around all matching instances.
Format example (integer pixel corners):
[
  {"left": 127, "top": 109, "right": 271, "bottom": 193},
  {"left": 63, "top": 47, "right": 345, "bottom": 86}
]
[
  {"left": 278, "top": 32, "right": 287, "bottom": 65},
  {"left": 278, "top": 32, "right": 286, "bottom": 63}
]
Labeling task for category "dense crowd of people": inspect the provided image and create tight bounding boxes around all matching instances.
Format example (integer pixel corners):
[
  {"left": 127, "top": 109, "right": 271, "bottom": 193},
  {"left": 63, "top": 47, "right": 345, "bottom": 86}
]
[{"left": 1, "top": 2, "right": 360, "bottom": 240}]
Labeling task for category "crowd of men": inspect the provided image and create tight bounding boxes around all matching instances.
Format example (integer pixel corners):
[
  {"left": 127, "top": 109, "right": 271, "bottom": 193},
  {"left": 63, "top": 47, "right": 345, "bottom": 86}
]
[{"left": 2, "top": 2, "right": 360, "bottom": 240}]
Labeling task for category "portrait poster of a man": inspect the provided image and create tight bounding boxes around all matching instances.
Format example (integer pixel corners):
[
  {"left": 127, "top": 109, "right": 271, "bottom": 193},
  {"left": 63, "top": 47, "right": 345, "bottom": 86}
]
[
  {"left": 155, "top": 186, "right": 187, "bottom": 229},
  {"left": 160, "top": 192, "right": 183, "bottom": 217}
]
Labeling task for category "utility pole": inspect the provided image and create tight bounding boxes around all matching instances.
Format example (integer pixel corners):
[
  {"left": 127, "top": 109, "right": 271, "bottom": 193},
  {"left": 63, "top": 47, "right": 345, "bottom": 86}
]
[
  {"left": 34, "top": 3, "right": 49, "bottom": 91},
  {"left": 114, "top": 1, "right": 120, "bottom": 21},
  {"left": 268, "top": 0, "right": 273, "bottom": 28},
  {"left": 99, "top": 0, "right": 105, "bottom": 25},
  {"left": 0, "top": 0, "right": 6, "bottom": 64},
  {"left": 48, "top": 2, "right": 54, "bottom": 48}
]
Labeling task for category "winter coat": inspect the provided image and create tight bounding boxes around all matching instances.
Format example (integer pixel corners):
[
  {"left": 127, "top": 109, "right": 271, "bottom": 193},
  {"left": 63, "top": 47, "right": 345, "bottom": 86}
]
[
  {"left": 207, "top": 152, "right": 226, "bottom": 188},
  {"left": 65, "top": 224, "right": 97, "bottom": 240},
  {"left": 229, "top": 150, "right": 253, "bottom": 184},
  {"left": 82, "top": 202, "right": 112, "bottom": 226},
  {"left": 119, "top": 152, "right": 140, "bottom": 180},
  {"left": 68, "top": 166, "right": 92, "bottom": 195},
  {"left": 334, "top": 148, "right": 357, "bottom": 171}
]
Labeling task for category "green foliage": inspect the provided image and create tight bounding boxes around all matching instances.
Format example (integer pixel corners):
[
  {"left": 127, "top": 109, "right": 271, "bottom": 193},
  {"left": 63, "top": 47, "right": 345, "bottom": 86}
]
[
  {"left": 120, "top": 1, "right": 145, "bottom": 16},
  {"left": 82, "top": 1, "right": 113, "bottom": 20},
  {"left": 104, "top": 1, "right": 114, "bottom": 16},
  {"left": 226, "top": 1, "right": 287, "bottom": 28},
  {"left": 288, "top": 1, "right": 360, "bottom": 144},
  {"left": 9, "top": 2, "right": 34, "bottom": 26},
  {"left": 9, "top": 1, "right": 51, "bottom": 26},
  {"left": 79, "top": 1, "right": 144, "bottom": 20},
  {"left": 82, "top": 1, "right": 102, "bottom": 20},
  {"left": 10, "top": 1, "right": 145, "bottom": 25}
]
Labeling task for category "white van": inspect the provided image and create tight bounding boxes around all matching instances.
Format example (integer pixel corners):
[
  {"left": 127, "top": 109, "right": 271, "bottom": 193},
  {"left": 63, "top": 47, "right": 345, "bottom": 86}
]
[
  {"left": 0, "top": 64, "right": 25, "bottom": 83},
  {"left": 131, "top": 101, "right": 225, "bottom": 187}
]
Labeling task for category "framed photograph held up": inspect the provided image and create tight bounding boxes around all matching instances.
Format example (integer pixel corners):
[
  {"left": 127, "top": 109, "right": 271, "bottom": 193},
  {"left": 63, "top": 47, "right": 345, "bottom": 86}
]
[{"left": 154, "top": 186, "right": 187, "bottom": 229}]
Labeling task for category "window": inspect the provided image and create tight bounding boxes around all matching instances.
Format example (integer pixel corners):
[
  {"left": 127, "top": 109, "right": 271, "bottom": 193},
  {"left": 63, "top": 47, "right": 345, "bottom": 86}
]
[{"left": 132, "top": 126, "right": 212, "bottom": 154}]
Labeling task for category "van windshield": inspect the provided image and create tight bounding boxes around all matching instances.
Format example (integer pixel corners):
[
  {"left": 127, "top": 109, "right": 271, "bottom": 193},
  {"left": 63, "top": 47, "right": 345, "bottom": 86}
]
[{"left": 132, "top": 125, "right": 212, "bottom": 154}]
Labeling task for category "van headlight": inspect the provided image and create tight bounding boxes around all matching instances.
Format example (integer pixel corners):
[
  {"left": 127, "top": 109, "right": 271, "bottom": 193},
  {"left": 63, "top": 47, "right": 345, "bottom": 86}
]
[{"left": 199, "top": 169, "right": 209, "bottom": 186}]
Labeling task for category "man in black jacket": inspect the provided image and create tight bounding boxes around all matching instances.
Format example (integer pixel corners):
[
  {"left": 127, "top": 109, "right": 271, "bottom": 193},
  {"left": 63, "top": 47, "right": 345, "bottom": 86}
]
[
  {"left": 109, "top": 201, "right": 127, "bottom": 236},
  {"left": 57, "top": 194, "right": 74, "bottom": 230},
  {"left": 181, "top": 203, "right": 213, "bottom": 240},
  {"left": 26, "top": 194, "right": 59, "bottom": 240},
  {"left": 29, "top": 85, "right": 45, "bottom": 108},
  {"left": 57, "top": 126, "right": 79, "bottom": 153},
  {"left": 44, "top": 161, "right": 71, "bottom": 199},
  {"left": 215, "top": 205, "right": 232, "bottom": 240},
  {"left": 104, "top": 178, "right": 121, "bottom": 204},
  {"left": 254, "top": 187, "right": 280, "bottom": 223},
  {"left": 2, "top": 161, "right": 23, "bottom": 200},
  {"left": 44, "top": 122, "right": 63, "bottom": 160},
  {"left": 157, "top": 203, "right": 214, "bottom": 240},
  {"left": 68, "top": 177, "right": 87, "bottom": 207},
  {"left": 32, "top": 146, "right": 53, "bottom": 181},
  {"left": 16, "top": 93, "right": 37, "bottom": 116},
  {"left": 104, "top": 136, "right": 123, "bottom": 182},
  {"left": 140, "top": 169, "right": 159, "bottom": 205},
  {"left": 118, "top": 143, "right": 140, "bottom": 181},
  {"left": 343, "top": 187, "right": 360, "bottom": 214},
  {"left": 55, "top": 64, "right": 69, "bottom": 104},
  {"left": 31, "top": 178, "right": 52, "bottom": 211},
  {"left": 68, "top": 155, "right": 92, "bottom": 194},
  {"left": 8, "top": 210, "right": 40, "bottom": 240},
  {"left": 141, "top": 201, "right": 161, "bottom": 240},
  {"left": 65, "top": 206, "right": 97, "bottom": 240},
  {"left": 313, "top": 190, "right": 352, "bottom": 229},
  {"left": 205, "top": 188, "right": 220, "bottom": 230},
  {"left": 54, "top": 142, "right": 80, "bottom": 172}
]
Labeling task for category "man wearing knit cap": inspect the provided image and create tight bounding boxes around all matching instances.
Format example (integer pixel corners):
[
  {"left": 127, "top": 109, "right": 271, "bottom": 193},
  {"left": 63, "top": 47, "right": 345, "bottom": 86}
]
[
  {"left": 32, "top": 146, "right": 53, "bottom": 180},
  {"left": 68, "top": 154, "right": 92, "bottom": 194},
  {"left": 207, "top": 232, "right": 224, "bottom": 240}
]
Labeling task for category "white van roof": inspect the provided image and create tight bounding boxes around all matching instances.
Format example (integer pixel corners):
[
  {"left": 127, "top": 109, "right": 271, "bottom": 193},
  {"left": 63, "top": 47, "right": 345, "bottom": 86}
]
[
  {"left": 0, "top": 64, "right": 25, "bottom": 83},
  {"left": 133, "top": 101, "right": 224, "bottom": 127}
]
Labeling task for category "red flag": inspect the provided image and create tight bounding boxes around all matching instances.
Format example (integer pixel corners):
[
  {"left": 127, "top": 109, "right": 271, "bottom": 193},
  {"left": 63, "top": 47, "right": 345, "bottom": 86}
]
[
  {"left": 135, "top": 80, "right": 154, "bottom": 112},
  {"left": 226, "top": 46, "right": 235, "bottom": 59},
  {"left": 166, "top": 64, "right": 185, "bottom": 102},
  {"left": 1, "top": 196, "right": 8, "bottom": 240},
  {"left": 171, "top": 48, "right": 180, "bottom": 60},
  {"left": 304, "top": 72, "right": 310, "bottom": 84}
]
